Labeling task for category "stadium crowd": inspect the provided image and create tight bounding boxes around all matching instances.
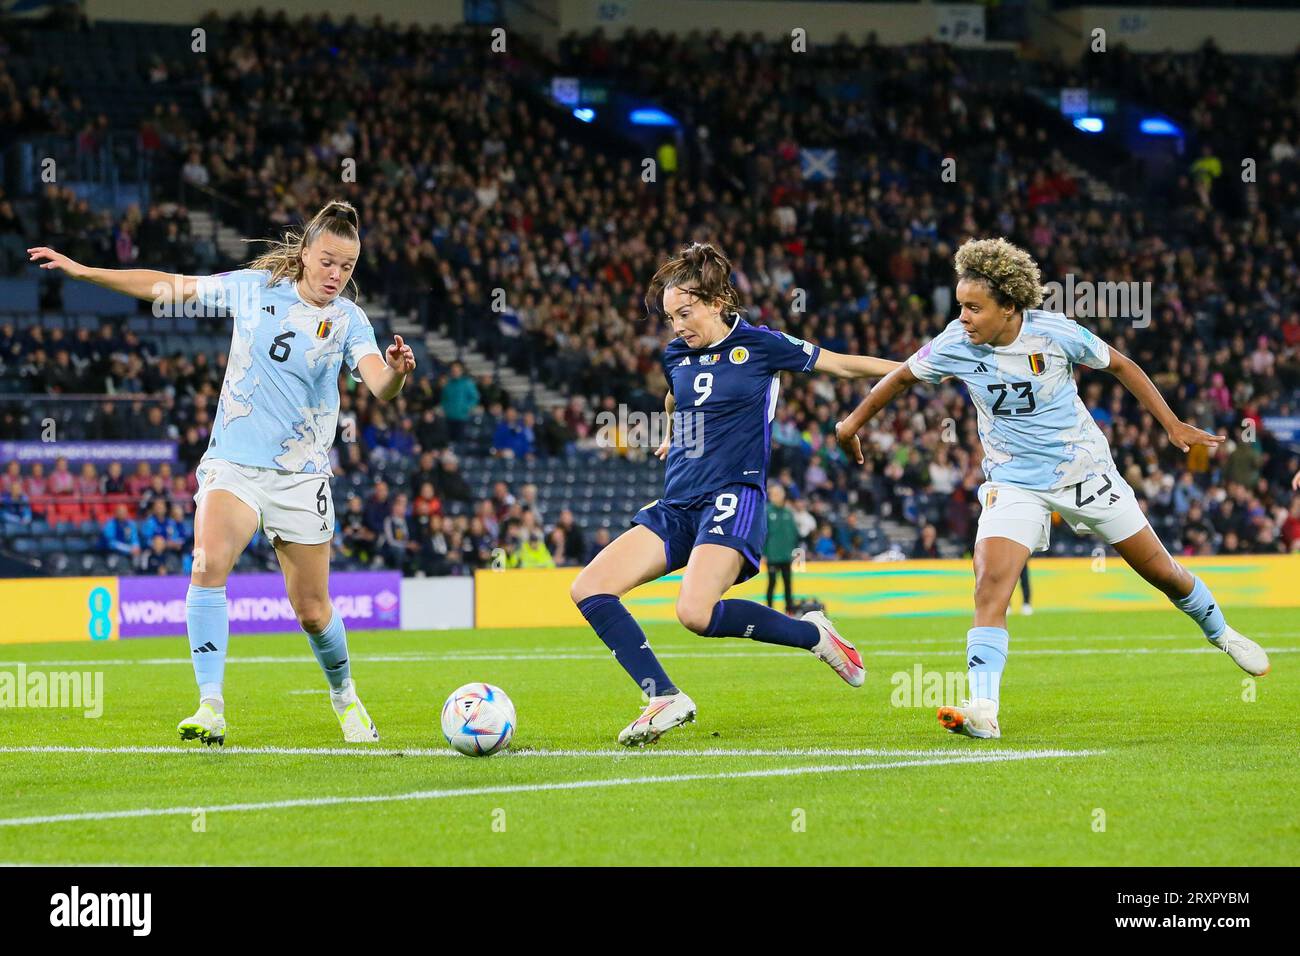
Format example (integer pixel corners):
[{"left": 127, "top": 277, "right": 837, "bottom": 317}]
[{"left": 2, "top": 19, "right": 1299, "bottom": 572}]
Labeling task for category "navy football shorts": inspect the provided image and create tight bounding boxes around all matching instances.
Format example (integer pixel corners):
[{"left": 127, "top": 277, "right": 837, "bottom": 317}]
[{"left": 632, "top": 482, "right": 766, "bottom": 584}]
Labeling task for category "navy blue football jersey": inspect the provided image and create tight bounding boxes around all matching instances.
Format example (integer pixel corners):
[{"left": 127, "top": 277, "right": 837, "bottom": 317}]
[{"left": 661, "top": 316, "right": 820, "bottom": 503}]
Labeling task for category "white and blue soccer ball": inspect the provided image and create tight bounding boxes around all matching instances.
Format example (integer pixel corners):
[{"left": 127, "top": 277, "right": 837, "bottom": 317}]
[{"left": 441, "top": 682, "right": 516, "bottom": 756}]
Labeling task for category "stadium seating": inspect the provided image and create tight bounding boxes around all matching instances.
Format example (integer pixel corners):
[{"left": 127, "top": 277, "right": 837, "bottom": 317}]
[{"left": 1, "top": 19, "right": 1297, "bottom": 577}]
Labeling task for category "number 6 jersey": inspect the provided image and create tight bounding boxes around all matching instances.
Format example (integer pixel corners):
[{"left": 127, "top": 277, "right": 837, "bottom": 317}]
[
  {"left": 907, "top": 311, "right": 1115, "bottom": 491},
  {"left": 660, "top": 315, "right": 821, "bottom": 504},
  {"left": 193, "top": 269, "right": 382, "bottom": 475}
]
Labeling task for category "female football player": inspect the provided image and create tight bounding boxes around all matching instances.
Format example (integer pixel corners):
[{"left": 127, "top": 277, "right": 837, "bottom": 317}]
[
  {"left": 570, "top": 242, "right": 899, "bottom": 745},
  {"left": 29, "top": 200, "right": 416, "bottom": 745},
  {"left": 835, "top": 237, "right": 1269, "bottom": 740}
]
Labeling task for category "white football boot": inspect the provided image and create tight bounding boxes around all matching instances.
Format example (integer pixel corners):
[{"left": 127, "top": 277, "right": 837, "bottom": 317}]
[
  {"left": 617, "top": 691, "right": 697, "bottom": 747},
  {"left": 803, "top": 610, "right": 866, "bottom": 687},
  {"left": 178, "top": 700, "right": 226, "bottom": 747},
  {"left": 1211, "top": 626, "right": 1270, "bottom": 677},
  {"left": 331, "top": 678, "right": 379, "bottom": 742},
  {"left": 937, "top": 698, "right": 1002, "bottom": 739}
]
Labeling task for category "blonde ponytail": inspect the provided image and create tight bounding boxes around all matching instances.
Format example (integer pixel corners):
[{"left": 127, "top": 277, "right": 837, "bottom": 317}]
[{"left": 246, "top": 200, "right": 362, "bottom": 298}]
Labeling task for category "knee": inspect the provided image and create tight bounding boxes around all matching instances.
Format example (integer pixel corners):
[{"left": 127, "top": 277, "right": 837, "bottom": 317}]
[
  {"left": 570, "top": 573, "right": 597, "bottom": 607},
  {"left": 676, "top": 598, "right": 715, "bottom": 636},
  {"left": 296, "top": 600, "right": 332, "bottom": 635}
]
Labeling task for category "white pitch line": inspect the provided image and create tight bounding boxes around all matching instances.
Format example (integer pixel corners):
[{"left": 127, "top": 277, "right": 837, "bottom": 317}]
[
  {"left": 0, "top": 745, "right": 1095, "bottom": 760},
  {"left": 0, "top": 749, "right": 1100, "bottom": 828},
  {"left": 1, "top": 646, "right": 1295, "bottom": 668}
]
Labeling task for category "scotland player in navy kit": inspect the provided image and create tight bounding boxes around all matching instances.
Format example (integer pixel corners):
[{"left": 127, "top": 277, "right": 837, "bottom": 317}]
[
  {"left": 29, "top": 201, "right": 416, "bottom": 745},
  {"left": 836, "top": 238, "right": 1270, "bottom": 740},
  {"left": 571, "top": 243, "right": 899, "bottom": 745}
]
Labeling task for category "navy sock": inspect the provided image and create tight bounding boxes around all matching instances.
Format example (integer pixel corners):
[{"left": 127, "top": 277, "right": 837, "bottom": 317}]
[
  {"left": 578, "top": 594, "right": 678, "bottom": 698},
  {"left": 704, "top": 599, "right": 820, "bottom": 650}
]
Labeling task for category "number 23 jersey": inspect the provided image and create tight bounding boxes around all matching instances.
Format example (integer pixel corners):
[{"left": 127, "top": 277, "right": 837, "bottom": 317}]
[
  {"left": 908, "top": 310, "right": 1115, "bottom": 491},
  {"left": 661, "top": 316, "right": 820, "bottom": 504}
]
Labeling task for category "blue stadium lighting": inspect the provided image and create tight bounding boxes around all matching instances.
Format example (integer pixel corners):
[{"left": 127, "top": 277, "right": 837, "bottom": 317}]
[
  {"left": 573, "top": 108, "right": 595, "bottom": 123},
  {"left": 630, "top": 108, "right": 677, "bottom": 127},
  {"left": 1073, "top": 116, "right": 1104, "bottom": 134},
  {"left": 1140, "top": 117, "right": 1181, "bottom": 136}
]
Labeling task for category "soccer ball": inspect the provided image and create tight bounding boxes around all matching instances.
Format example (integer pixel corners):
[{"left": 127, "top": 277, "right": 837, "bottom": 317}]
[{"left": 440, "top": 683, "right": 516, "bottom": 756}]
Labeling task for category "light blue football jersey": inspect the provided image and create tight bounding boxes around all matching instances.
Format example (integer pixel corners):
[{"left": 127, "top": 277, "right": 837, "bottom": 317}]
[
  {"left": 195, "top": 269, "right": 382, "bottom": 475},
  {"left": 907, "top": 310, "right": 1115, "bottom": 490}
]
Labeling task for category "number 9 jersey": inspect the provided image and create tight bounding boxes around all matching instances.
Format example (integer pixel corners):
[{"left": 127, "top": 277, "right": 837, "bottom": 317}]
[
  {"left": 194, "top": 269, "right": 382, "bottom": 476},
  {"left": 660, "top": 315, "right": 821, "bottom": 504}
]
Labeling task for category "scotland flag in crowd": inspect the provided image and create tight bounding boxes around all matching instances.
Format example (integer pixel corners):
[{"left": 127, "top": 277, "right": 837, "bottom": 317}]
[{"left": 800, "top": 148, "right": 838, "bottom": 182}]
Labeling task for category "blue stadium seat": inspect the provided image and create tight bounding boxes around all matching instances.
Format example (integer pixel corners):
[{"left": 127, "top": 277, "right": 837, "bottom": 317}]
[
  {"left": 61, "top": 282, "right": 136, "bottom": 316},
  {"left": 0, "top": 278, "right": 39, "bottom": 312}
]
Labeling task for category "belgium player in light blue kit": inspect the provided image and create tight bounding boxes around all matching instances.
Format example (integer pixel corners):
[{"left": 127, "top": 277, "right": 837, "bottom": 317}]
[
  {"left": 836, "top": 237, "right": 1269, "bottom": 739},
  {"left": 30, "top": 201, "right": 417, "bottom": 744},
  {"left": 571, "top": 243, "right": 900, "bottom": 745}
]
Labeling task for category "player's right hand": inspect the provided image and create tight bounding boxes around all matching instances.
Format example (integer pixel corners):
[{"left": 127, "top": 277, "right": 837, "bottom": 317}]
[
  {"left": 654, "top": 434, "right": 671, "bottom": 461},
  {"left": 1292, "top": 469, "right": 1299, "bottom": 491},
  {"left": 27, "top": 246, "right": 84, "bottom": 278},
  {"left": 835, "top": 420, "right": 864, "bottom": 465}
]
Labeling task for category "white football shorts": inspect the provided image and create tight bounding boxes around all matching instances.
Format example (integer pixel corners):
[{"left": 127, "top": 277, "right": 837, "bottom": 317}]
[
  {"left": 975, "top": 469, "right": 1149, "bottom": 553},
  {"left": 194, "top": 458, "right": 336, "bottom": 546}
]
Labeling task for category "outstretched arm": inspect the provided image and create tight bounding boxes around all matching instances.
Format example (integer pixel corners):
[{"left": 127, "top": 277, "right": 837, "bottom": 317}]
[
  {"left": 814, "top": 349, "right": 902, "bottom": 380},
  {"left": 1104, "top": 347, "right": 1223, "bottom": 453},
  {"left": 834, "top": 363, "right": 921, "bottom": 464},
  {"left": 28, "top": 246, "right": 200, "bottom": 303},
  {"left": 655, "top": 391, "right": 675, "bottom": 461}
]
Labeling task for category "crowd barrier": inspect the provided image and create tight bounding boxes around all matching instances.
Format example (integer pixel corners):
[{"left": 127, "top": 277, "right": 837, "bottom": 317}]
[{"left": 0, "top": 555, "right": 1296, "bottom": 644}]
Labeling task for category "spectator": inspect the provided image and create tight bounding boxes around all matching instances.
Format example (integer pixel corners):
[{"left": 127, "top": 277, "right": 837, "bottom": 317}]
[
  {"left": 102, "top": 504, "right": 140, "bottom": 558},
  {"left": 440, "top": 362, "right": 479, "bottom": 440},
  {"left": 911, "top": 524, "right": 941, "bottom": 560},
  {"left": 381, "top": 494, "right": 417, "bottom": 571},
  {"left": 339, "top": 496, "right": 377, "bottom": 567},
  {"left": 141, "top": 533, "right": 180, "bottom": 575}
]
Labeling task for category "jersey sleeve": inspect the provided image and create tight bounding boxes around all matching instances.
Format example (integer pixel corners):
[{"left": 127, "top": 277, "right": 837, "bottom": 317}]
[
  {"left": 1051, "top": 318, "right": 1111, "bottom": 370},
  {"left": 907, "top": 327, "right": 966, "bottom": 384},
  {"left": 343, "top": 305, "right": 383, "bottom": 381},
  {"left": 759, "top": 329, "right": 821, "bottom": 373},
  {"left": 192, "top": 269, "right": 267, "bottom": 314}
]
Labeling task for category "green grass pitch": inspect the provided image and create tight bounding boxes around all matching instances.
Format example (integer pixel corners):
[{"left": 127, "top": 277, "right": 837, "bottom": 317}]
[{"left": 0, "top": 607, "right": 1296, "bottom": 866}]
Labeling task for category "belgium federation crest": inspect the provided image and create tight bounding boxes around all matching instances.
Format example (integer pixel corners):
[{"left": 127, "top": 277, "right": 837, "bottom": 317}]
[
  {"left": 1027, "top": 352, "right": 1046, "bottom": 375},
  {"left": 315, "top": 318, "right": 333, "bottom": 339}
]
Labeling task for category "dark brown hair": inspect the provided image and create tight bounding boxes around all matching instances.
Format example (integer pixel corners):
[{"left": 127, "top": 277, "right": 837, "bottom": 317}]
[
  {"left": 645, "top": 242, "right": 740, "bottom": 317},
  {"left": 247, "top": 199, "right": 361, "bottom": 298}
]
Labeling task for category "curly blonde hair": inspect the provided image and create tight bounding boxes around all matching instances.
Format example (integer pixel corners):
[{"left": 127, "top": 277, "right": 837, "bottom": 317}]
[{"left": 953, "top": 237, "right": 1043, "bottom": 310}]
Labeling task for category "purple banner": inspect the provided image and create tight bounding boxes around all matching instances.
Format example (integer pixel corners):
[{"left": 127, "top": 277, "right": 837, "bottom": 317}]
[
  {"left": 117, "top": 572, "right": 401, "bottom": 638},
  {"left": 0, "top": 440, "right": 177, "bottom": 466}
]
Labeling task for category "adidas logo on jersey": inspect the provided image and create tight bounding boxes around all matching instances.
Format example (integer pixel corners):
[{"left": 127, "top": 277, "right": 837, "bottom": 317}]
[
  {"left": 677, "top": 356, "right": 691, "bottom": 366},
  {"left": 974, "top": 362, "right": 988, "bottom": 373},
  {"left": 263, "top": 305, "right": 276, "bottom": 315}
]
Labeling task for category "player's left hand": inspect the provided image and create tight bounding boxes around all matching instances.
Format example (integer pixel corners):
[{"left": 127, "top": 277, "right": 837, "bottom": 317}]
[
  {"left": 1166, "top": 420, "right": 1224, "bottom": 453},
  {"left": 386, "top": 334, "right": 416, "bottom": 376},
  {"left": 1292, "top": 469, "right": 1299, "bottom": 491},
  {"left": 834, "top": 419, "right": 864, "bottom": 465}
]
